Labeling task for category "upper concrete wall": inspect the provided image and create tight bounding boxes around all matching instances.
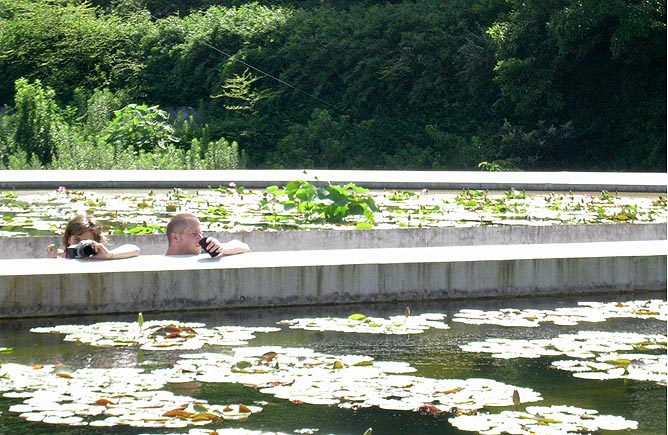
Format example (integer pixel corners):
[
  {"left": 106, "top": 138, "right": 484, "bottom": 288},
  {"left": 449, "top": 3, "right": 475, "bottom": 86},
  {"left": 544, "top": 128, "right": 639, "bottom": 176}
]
[
  {"left": 1, "top": 169, "right": 666, "bottom": 192},
  {"left": 1, "top": 240, "right": 665, "bottom": 318},
  {"left": 4, "top": 222, "right": 666, "bottom": 259}
]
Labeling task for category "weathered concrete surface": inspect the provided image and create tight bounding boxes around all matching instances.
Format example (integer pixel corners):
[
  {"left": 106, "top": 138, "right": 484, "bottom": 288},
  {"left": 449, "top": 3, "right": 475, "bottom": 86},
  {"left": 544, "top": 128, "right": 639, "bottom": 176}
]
[
  {"left": 3, "top": 222, "right": 666, "bottom": 259},
  {"left": 1, "top": 169, "right": 666, "bottom": 192},
  {"left": 0, "top": 240, "right": 665, "bottom": 318}
]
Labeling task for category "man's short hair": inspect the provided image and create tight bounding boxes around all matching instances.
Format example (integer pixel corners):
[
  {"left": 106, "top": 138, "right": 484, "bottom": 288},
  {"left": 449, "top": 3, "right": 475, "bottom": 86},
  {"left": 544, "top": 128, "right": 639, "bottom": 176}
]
[{"left": 166, "top": 213, "right": 198, "bottom": 245}]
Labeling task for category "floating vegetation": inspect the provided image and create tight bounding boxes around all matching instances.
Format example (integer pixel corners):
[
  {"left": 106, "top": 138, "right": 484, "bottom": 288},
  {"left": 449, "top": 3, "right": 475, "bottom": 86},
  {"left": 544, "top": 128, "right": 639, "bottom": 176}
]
[
  {"left": 0, "top": 345, "right": 545, "bottom": 430},
  {"left": 4, "top": 298, "right": 666, "bottom": 433},
  {"left": 0, "top": 183, "right": 666, "bottom": 237},
  {"left": 0, "top": 300, "right": 668, "bottom": 435},
  {"left": 0, "top": 363, "right": 262, "bottom": 429},
  {"left": 30, "top": 319, "right": 280, "bottom": 350},
  {"left": 461, "top": 331, "right": 667, "bottom": 385},
  {"left": 137, "top": 430, "right": 294, "bottom": 435},
  {"left": 278, "top": 312, "right": 449, "bottom": 335},
  {"left": 551, "top": 353, "right": 667, "bottom": 384},
  {"left": 453, "top": 299, "right": 667, "bottom": 327},
  {"left": 449, "top": 405, "right": 638, "bottom": 435},
  {"left": 173, "top": 346, "right": 542, "bottom": 413}
]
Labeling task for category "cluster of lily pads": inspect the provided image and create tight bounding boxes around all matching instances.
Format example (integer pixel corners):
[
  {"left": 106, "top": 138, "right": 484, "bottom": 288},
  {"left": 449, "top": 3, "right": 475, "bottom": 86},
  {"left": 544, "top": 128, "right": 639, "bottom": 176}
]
[
  {"left": 2, "top": 298, "right": 665, "bottom": 435},
  {"left": 173, "top": 346, "right": 542, "bottom": 412},
  {"left": 1, "top": 181, "right": 666, "bottom": 237},
  {"left": 0, "top": 363, "right": 262, "bottom": 429},
  {"left": 450, "top": 405, "right": 639, "bottom": 435},
  {"left": 1, "top": 339, "right": 544, "bottom": 431},
  {"left": 461, "top": 331, "right": 667, "bottom": 385},
  {"left": 452, "top": 299, "right": 667, "bottom": 327},
  {"left": 277, "top": 311, "right": 450, "bottom": 335},
  {"left": 30, "top": 317, "right": 280, "bottom": 350}
]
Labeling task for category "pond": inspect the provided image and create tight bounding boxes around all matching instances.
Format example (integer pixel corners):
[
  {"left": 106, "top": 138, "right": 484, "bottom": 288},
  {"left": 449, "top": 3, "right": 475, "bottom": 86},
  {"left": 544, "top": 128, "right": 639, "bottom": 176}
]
[
  {"left": 1, "top": 184, "right": 666, "bottom": 237},
  {"left": 0, "top": 291, "right": 665, "bottom": 435}
]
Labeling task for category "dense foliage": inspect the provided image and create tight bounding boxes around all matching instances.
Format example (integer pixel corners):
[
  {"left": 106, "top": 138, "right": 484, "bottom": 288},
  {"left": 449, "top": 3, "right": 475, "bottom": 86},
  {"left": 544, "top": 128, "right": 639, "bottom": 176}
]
[{"left": 0, "top": 0, "right": 664, "bottom": 170}]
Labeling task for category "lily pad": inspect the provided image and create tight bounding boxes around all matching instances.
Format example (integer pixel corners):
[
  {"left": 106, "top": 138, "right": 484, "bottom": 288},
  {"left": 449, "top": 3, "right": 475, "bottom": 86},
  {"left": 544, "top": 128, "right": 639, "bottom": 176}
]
[
  {"left": 278, "top": 312, "right": 449, "bottom": 335},
  {"left": 453, "top": 299, "right": 667, "bottom": 327},
  {"left": 450, "top": 405, "right": 638, "bottom": 434},
  {"left": 461, "top": 331, "right": 667, "bottom": 385},
  {"left": 30, "top": 319, "right": 280, "bottom": 350}
]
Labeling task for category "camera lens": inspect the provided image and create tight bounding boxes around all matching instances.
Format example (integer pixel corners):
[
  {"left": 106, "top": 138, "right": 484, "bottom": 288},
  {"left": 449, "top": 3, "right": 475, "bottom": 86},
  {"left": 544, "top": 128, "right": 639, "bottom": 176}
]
[{"left": 78, "top": 243, "right": 95, "bottom": 257}]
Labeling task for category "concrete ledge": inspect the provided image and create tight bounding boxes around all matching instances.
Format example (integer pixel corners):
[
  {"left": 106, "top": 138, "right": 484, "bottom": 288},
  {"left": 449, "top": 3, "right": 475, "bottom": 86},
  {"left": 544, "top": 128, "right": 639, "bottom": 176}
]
[
  {"left": 1, "top": 240, "right": 665, "bottom": 318},
  {"left": 3, "top": 222, "right": 666, "bottom": 259},
  {"left": 1, "top": 169, "right": 666, "bottom": 192}
]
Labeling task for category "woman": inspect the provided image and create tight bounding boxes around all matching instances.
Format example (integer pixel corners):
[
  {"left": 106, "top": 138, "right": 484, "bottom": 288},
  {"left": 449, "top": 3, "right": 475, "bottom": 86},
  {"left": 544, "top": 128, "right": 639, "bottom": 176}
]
[{"left": 47, "top": 215, "right": 140, "bottom": 260}]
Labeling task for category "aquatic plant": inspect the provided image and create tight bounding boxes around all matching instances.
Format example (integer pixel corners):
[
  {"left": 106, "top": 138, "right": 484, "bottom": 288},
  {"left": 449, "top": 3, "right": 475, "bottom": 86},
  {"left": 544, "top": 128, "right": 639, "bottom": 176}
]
[
  {"left": 450, "top": 405, "right": 638, "bottom": 434},
  {"left": 0, "top": 183, "right": 665, "bottom": 237},
  {"left": 278, "top": 312, "right": 449, "bottom": 334}
]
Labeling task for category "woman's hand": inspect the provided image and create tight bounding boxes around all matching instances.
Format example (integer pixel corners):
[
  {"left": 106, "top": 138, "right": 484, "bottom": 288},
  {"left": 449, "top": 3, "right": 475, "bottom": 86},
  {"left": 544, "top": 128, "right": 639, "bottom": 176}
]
[
  {"left": 46, "top": 244, "right": 63, "bottom": 258},
  {"left": 90, "top": 242, "right": 113, "bottom": 260}
]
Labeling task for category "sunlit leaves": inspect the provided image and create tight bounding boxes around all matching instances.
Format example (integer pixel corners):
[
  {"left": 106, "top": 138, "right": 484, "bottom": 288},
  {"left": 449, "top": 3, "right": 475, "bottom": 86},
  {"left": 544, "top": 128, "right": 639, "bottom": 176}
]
[
  {"left": 0, "top": 363, "right": 263, "bottom": 429},
  {"left": 551, "top": 353, "right": 667, "bottom": 384},
  {"left": 461, "top": 331, "right": 667, "bottom": 385},
  {"left": 30, "top": 320, "right": 280, "bottom": 350},
  {"left": 176, "top": 346, "right": 543, "bottom": 412},
  {"left": 453, "top": 299, "right": 667, "bottom": 327},
  {"left": 265, "top": 180, "right": 379, "bottom": 225},
  {"left": 278, "top": 312, "right": 449, "bottom": 335},
  {"left": 450, "top": 405, "right": 638, "bottom": 434}
]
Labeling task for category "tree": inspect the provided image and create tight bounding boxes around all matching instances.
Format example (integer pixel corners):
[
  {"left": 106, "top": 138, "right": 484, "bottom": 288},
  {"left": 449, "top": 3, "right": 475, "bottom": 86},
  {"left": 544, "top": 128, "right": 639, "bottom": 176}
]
[{"left": 12, "top": 78, "right": 68, "bottom": 166}]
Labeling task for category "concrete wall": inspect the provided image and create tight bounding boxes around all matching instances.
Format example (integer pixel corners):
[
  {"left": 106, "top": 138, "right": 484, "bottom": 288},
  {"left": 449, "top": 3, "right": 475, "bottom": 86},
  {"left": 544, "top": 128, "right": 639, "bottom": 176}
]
[
  {"left": 3, "top": 222, "right": 666, "bottom": 259},
  {"left": 2, "top": 171, "right": 665, "bottom": 318},
  {"left": 1, "top": 169, "right": 666, "bottom": 192},
  {"left": 0, "top": 240, "right": 665, "bottom": 318}
]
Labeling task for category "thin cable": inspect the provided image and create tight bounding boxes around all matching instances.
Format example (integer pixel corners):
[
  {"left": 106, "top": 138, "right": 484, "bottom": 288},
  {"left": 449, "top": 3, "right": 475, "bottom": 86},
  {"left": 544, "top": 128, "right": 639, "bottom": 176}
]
[
  {"left": 200, "top": 40, "right": 341, "bottom": 112},
  {"left": 144, "top": 9, "right": 341, "bottom": 112}
]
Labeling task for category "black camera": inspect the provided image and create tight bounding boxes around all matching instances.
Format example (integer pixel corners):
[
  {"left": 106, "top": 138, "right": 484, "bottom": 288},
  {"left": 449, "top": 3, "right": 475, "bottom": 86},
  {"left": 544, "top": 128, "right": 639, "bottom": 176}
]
[
  {"left": 199, "top": 237, "right": 217, "bottom": 257},
  {"left": 66, "top": 240, "right": 96, "bottom": 259}
]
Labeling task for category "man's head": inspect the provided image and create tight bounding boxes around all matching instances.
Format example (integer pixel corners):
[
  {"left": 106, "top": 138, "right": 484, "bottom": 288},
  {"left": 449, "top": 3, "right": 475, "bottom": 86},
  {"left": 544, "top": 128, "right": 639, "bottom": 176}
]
[{"left": 165, "top": 214, "right": 203, "bottom": 255}]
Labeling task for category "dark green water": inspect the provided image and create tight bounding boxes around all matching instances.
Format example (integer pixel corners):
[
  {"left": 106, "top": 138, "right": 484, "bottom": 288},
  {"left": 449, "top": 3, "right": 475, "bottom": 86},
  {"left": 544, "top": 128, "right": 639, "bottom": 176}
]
[{"left": 1, "top": 291, "right": 665, "bottom": 435}]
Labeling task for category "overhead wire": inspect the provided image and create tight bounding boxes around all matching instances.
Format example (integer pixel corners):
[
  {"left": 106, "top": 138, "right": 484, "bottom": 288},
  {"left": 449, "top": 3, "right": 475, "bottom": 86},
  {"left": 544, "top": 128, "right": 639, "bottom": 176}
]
[{"left": 146, "top": 10, "right": 341, "bottom": 113}]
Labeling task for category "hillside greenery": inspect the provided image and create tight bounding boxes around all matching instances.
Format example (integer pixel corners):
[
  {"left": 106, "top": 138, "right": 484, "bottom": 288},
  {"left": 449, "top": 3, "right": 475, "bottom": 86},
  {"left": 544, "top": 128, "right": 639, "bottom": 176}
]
[{"left": 0, "top": 0, "right": 665, "bottom": 171}]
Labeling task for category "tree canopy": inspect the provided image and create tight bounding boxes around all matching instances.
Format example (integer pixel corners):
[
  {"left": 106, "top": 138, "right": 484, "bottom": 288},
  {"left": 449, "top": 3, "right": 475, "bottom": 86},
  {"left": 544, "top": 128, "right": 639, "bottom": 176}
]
[{"left": 0, "top": 0, "right": 664, "bottom": 170}]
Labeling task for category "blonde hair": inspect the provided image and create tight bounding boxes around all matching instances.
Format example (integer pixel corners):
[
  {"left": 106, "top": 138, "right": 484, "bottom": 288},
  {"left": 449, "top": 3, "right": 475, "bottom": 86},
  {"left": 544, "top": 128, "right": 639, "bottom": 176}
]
[
  {"left": 166, "top": 213, "right": 199, "bottom": 246},
  {"left": 62, "top": 215, "right": 106, "bottom": 247}
]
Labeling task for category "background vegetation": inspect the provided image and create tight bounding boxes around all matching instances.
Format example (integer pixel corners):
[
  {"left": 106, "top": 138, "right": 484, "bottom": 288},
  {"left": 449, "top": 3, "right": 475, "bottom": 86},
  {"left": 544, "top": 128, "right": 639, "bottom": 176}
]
[{"left": 0, "top": 0, "right": 664, "bottom": 171}]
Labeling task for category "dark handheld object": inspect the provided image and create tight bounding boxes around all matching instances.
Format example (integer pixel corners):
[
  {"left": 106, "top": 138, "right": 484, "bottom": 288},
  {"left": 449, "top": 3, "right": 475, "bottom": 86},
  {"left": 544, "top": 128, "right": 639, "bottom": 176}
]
[
  {"left": 66, "top": 240, "right": 96, "bottom": 259},
  {"left": 199, "top": 237, "right": 217, "bottom": 257}
]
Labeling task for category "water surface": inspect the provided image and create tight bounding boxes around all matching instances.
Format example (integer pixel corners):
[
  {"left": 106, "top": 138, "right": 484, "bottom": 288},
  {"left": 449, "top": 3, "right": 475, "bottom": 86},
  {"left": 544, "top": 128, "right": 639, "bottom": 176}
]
[{"left": 1, "top": 291, "right": 665, "bottom": 435}]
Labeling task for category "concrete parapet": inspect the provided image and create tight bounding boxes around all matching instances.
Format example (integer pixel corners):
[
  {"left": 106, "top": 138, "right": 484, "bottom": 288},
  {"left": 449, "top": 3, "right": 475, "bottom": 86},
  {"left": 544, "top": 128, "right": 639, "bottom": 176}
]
[
  {"left": 1, "top": 169, "right": 666, "bottom": 192},
  {"left": 0, "top": 240, "right": 665, "bottom": 318}
]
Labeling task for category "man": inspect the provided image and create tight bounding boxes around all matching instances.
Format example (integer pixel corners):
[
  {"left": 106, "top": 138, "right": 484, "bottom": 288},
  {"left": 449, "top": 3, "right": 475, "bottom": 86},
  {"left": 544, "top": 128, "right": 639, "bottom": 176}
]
[{"left": 165, "top": 213, "right": 250, "bottom": 256}]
